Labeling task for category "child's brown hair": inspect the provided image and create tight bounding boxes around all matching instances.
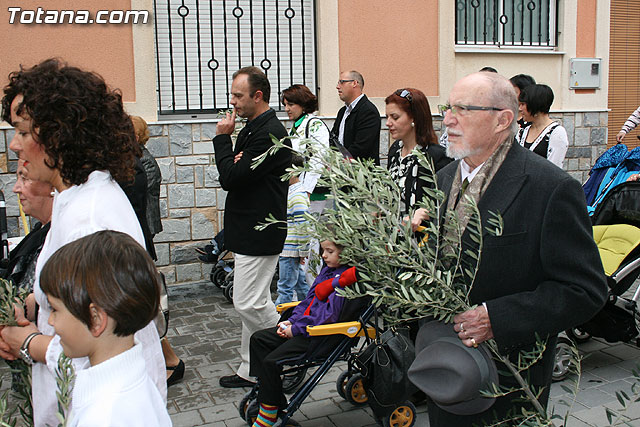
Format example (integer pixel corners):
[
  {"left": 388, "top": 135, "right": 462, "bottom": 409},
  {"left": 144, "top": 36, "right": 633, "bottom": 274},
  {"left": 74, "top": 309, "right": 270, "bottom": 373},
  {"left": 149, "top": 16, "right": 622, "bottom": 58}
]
[{"left": 40, "top": 230, "right": 160, "bottom": 336}]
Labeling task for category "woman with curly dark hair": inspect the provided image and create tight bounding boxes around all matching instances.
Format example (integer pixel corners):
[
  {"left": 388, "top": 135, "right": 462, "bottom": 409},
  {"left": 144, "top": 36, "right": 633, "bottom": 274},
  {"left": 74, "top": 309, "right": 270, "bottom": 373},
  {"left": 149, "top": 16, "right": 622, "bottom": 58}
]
[{"left": 0, "top": 58, "right": 165, "bottom": 426}]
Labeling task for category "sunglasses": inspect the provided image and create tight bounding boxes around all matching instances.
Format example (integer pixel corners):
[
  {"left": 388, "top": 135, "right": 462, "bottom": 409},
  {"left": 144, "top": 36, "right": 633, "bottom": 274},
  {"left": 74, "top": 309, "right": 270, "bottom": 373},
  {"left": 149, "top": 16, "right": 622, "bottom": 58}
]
[{"left": 395, "top": 89, "right": 413, "bottom": 103}]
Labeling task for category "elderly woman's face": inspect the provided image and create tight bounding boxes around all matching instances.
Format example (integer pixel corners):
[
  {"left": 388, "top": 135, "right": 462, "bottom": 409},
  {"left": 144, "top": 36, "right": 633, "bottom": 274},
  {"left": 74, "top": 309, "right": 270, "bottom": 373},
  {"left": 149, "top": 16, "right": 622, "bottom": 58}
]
[
  {"left": 13, "top": 161, "right": 53, "bottom": 223},
  {"left": 8, "top": 95, "right": 55, "bottom": 184}
]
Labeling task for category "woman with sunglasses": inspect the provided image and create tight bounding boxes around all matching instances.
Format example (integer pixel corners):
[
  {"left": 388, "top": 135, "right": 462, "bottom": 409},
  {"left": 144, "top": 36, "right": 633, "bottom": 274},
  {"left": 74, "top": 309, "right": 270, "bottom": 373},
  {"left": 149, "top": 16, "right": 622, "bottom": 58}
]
[
  {"left": 385, "top": 88, "right": 452, "bottom": 217},
  {"left": 0, "top": 58, "right": 165, "bottom": 426}
]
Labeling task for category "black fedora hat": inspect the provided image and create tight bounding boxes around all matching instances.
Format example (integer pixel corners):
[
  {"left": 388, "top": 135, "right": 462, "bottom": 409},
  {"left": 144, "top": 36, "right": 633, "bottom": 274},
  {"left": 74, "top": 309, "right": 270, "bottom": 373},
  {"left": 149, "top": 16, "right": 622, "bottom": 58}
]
[{"left": 407, "top": 320, "right": 499, "bottom": 415}]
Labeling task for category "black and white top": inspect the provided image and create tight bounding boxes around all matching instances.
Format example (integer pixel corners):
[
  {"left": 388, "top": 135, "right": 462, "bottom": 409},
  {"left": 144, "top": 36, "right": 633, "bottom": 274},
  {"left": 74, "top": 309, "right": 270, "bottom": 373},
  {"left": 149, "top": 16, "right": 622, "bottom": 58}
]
[
  {"left": 516, "top": 122, "right": 568, "bottom": 168},
  {"left": 387, "top": 140, "right": 452, "bottom": 215}
]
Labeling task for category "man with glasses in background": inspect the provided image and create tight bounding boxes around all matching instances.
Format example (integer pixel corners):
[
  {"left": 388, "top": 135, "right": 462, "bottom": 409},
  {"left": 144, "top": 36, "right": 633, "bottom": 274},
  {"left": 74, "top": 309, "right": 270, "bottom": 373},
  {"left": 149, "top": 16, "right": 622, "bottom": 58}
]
[
  {"left": 332, "top": 70, "right": 381, "bottom": 164},
  {"left": 410, "top": 72, "right": 607, "bottom": 426}
]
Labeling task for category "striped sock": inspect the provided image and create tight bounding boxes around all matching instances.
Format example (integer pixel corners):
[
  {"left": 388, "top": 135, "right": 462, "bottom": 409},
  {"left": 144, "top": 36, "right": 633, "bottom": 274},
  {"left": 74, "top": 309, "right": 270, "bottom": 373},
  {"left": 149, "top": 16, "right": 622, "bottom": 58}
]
[{"left": 252, "top": 403, "right": 278, "bottom": 427}]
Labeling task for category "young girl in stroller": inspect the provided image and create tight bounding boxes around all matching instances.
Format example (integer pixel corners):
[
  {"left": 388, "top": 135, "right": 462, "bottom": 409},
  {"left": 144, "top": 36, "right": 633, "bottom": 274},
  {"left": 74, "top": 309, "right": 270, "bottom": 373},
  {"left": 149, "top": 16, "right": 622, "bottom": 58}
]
[{"left": 248, "top": 239, "right": 358, "bottom": 427}]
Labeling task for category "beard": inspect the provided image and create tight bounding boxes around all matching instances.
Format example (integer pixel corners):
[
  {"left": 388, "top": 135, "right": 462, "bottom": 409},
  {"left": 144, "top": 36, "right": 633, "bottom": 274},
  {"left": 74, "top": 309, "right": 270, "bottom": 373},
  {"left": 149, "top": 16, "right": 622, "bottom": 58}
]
[{"left": 446, "top": 135, "right": 482, "bottom": 160}]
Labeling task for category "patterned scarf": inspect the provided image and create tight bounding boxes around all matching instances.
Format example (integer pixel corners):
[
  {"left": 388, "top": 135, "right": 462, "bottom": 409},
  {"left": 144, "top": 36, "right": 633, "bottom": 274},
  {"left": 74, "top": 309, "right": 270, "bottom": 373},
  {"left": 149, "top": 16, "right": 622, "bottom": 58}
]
[{"left": 445, "top": 139, "right": 513, "bottom": 236}]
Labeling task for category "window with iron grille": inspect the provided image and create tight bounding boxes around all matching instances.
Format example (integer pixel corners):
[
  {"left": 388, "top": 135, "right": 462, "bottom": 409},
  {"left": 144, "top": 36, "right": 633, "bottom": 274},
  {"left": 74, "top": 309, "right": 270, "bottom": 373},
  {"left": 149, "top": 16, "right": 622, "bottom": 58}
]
[
  {"left": 455, "top": 0, "right": 558, "bottom": 47},
  {"left": 153, "top": 0, "right": 316, "bottom": 116}
]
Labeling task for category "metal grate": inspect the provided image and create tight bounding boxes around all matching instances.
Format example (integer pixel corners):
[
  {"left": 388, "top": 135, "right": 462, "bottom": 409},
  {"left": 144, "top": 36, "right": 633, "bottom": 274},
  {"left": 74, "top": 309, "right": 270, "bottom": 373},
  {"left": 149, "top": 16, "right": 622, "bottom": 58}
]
[
  {"left": 154, "top": 0, "right": 316, "bottom": 116},
  {"left": 455, "top": 0, "right": 558, "bottom": 47}
]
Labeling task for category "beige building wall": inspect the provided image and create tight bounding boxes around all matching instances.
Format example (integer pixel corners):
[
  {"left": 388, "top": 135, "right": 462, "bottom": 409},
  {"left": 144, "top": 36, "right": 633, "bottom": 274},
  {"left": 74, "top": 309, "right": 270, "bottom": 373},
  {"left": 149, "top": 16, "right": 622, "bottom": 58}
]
[
  {"left": 0, "top": 0, "right": 156, "bottom": 121},
  {"left": 317, "top": 0, "right": 440, "bottom": 116}
]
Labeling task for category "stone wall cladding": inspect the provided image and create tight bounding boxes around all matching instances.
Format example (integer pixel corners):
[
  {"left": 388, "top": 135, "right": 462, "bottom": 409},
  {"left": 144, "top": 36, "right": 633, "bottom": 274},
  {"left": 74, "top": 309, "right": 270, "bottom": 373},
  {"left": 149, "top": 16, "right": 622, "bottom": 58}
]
[{"left": 0, "top": 112, "right": 608, "bottom": 285}]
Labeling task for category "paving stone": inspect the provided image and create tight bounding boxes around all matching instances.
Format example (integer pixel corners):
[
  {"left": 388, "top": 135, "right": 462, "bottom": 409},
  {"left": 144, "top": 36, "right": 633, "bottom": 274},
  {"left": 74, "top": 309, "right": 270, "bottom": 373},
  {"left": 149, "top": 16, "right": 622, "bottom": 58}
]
[
  {"left": 149, "top": 124, "right": 164, "bottom": 137},
  {"left": 169, "top": 208, "right": 191, "bottom": 218},
  {"left": 169, "top": 183, "right": 195, "bottom": 208},
  {"left": 199, "top": 402, "right": 239, "bottom": 423},
  {"left": 217, "top": 189, "right": 227, "bottom": 209},
  {"left": 192, "top": 124, "right": 201, "bottom": 141},
  {"left": 196, "top": 188, "right": 217, "bottom": 207},
  {"left": 148, "top": 136, "right": 170, "bottom": 157},
  {"left": 194, "top": 141, "right": 214, "bottom": 154},
  {"left": 575, "top": 387, "right": 617, "bottom": 408},
  {"left": 602, "top": 343, "right": 640, "bottom": 361},
  {"left": 176, "top": 155, "right": 210, "bottom": 166},
  {"left": 590, "top": 127, "right": 606, "bottom": 146},
  {"left": 155, "top": 243, "right": 170, "bottom": 266},
  {"left": 174, "top": 392, "right": 213, "bottom": 412},
  {"left": 328, "top": 408, "right": 378, "bottom": 427},
  {"left": 192, "top": 208, "right": 217, "bottom": 239},
  {"left": 171, "top": 241, "right": 202, "bottom": 264},
  {"left": 574, "top": 127, "right": 590, "bottom": 146},
  {"left": 177, "top": 166, "right": 195, "bottom": 183},
  {"left": 170, "top": 408, "right": 205, "bottom": 426},
  {"left": 157, "top": 157, "right": 176, "bottom": 183},
  {"left": 195, "top": 165, "right": 205, "bottom": 187},
  {"left": 202, "top": 123, "right": 217, "bottom": 140},
  {"left": 204, "top": 165, "right": 220, "bottom": 187},
  {"left": 155, "top": 218, "right": 191, "bottom": 242},
  {"left": 170, "top": 124, "right": 193, "bottom": 155}
]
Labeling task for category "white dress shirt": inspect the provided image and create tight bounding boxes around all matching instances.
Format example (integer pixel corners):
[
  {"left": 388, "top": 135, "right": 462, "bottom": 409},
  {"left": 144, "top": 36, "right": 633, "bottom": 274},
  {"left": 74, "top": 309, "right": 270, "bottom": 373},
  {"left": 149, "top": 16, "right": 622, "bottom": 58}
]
[{"left": 338, "top": 93, "right": 364, "bottom": 144}]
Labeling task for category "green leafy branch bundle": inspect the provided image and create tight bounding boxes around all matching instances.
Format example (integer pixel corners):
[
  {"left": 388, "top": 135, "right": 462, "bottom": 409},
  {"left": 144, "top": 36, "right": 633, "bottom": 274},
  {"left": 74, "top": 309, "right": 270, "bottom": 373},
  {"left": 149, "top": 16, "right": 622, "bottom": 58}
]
[
  {"left": 0, "top": 278, "right": 31, "bottom": 426},
  {"left": 55, "top": 353, "right": 75, "bottom": 427}
]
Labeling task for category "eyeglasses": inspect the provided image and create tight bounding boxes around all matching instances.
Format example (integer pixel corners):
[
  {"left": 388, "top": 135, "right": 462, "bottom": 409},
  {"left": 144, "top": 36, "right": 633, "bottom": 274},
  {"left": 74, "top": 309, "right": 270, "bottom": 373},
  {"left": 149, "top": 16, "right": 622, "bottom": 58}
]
[
  {"left": 395, "top": 89, "right": 413, "bottom": 103},
  {"left": 438, "top": 103, "right": 504, "bottom": 116},
  {"left": 337, "top": 79, "right": 355, "bottom": 85}
]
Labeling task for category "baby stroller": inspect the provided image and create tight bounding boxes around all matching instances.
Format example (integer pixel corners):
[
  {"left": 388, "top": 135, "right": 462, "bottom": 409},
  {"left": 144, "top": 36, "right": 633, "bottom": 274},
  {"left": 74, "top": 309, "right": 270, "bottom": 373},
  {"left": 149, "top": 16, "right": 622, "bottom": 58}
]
[
  {"left": 196, "top": 230, "right": 235, "bottom": 303},
  {"left": 197, "top": 229, "right": 280, "bottom": 304},
  {"left": 554, "top": 181, "right": 640, "bottom": 381},
  {"left": 239, "top": 298, "right": 419, "bottom": 427}
]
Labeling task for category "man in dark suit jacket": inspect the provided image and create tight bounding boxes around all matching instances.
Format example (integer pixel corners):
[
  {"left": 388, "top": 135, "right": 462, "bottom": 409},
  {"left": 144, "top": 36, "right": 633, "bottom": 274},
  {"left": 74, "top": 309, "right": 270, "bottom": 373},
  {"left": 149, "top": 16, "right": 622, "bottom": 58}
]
[
  {"left": 214, "top": 66, "right": 290, "bottom": 388},
  {"left": 419, "top": 72, "right": 607, "bottom": 426},
  {"left": 332, "top": 70, "right": 381, "bottom": 164}
]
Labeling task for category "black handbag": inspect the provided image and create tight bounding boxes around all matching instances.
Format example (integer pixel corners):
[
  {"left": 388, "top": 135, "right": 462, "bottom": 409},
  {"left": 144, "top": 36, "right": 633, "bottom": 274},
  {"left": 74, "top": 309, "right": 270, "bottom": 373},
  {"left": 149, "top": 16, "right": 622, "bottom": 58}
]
[{"left": 355, "top": 324, "right": 416, "bottom": 409}]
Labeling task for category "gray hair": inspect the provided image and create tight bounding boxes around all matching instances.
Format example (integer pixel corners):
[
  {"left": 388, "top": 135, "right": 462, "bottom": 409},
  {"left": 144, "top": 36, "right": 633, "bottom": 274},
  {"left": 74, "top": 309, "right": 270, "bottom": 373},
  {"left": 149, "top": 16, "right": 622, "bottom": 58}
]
[
  {"left": 348, "top": 70, "right": 365, "bottom": 89},
  {"left": 476, "top": 72, "right": 518, "bottom": 138}
]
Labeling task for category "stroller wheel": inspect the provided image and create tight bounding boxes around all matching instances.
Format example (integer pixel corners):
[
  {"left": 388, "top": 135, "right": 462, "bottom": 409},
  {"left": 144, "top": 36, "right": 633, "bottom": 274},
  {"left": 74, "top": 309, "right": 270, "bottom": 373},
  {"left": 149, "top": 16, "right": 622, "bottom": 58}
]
[
  {"left": 211, "top": 266, "right": 227, "bottom": 288},
  {"left": 553, "top": 336, "right": 576, "bottom": 382},
  {"left": 282, "top": 367, "right": 307, "bottom": 394},
  {"left": 223, "top": 282, "right": 234, "bottom": 304},
  {"left": 566, "top": 327, "right": 591, "bottom": 343},
  {"left": 244, "top": 399, "right": 259, "bottom": 426},
  {"left": 382, "top": 401, "right": 417, "bottom": 427},
  {"left": 336, "top": 370, "right": 352, "bottom": 400},
  {"left": 238, "top": 391, "right": 254, "bottom": 421},
  {"left": 345, "top": 373, "right": 368, "bottom": 406}
]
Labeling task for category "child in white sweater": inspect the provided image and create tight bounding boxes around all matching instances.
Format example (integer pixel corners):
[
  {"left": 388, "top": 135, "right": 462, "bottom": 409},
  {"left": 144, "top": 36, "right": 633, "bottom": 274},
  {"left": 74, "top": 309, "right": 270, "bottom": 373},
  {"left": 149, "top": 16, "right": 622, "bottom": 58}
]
[{"left": 40, "top": 230, "right": 171, "bottom": 427}]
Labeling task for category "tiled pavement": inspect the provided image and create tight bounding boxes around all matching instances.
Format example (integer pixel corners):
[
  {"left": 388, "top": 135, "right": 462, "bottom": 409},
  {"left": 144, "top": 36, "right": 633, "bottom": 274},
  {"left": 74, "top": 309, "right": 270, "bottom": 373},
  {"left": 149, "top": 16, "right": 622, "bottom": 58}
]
[{"left": 3, "top": 279, "right": 640, "bottom": 426}]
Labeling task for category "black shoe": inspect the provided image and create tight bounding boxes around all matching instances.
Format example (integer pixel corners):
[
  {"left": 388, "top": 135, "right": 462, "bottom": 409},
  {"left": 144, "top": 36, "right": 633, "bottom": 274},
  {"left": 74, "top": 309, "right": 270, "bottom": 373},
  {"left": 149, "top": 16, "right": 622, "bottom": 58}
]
[
  {"left": 219, "top": 374, "right": 256, "bottom": 388},
  {"left": 166, "top": 360, "right": 185, "bottom": 387}
]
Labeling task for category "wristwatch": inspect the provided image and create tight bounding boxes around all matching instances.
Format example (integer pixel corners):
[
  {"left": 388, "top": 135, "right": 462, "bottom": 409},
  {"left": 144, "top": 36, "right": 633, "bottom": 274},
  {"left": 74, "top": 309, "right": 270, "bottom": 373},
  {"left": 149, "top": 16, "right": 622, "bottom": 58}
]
[{"left": 19, "top": 332, "right": 42, "bottom": 365}]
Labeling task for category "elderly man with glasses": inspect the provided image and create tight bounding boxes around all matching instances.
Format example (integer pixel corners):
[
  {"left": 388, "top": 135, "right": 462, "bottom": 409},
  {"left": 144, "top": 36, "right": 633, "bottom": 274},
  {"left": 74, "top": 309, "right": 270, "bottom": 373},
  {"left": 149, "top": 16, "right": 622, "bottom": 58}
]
[
  {"left": 412, "top": 72, "right": 607, "bottom": 426},
  {"left": 332, "top": 70, "right": 381, "bottom": 164}
]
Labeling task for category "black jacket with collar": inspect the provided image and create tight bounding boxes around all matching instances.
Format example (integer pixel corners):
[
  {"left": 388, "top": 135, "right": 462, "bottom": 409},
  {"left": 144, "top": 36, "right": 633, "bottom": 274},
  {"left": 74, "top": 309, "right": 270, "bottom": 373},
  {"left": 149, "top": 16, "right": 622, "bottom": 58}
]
[
  {"left": 429, "top": 141, "right": 607, "bottom": 425},
  {"left": 331, "top": 94, "right": 381, "bottom": 165},
  {"left": 214, "top": 109, "right": 290, "bottom": 255}
]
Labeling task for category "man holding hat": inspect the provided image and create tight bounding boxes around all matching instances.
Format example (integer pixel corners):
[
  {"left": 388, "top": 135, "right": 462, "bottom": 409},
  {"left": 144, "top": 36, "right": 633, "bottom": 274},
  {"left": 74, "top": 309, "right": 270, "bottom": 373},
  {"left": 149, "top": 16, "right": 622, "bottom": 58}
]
[{"left": 410, "top": 72, "right": 607, "bottom": 425}]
